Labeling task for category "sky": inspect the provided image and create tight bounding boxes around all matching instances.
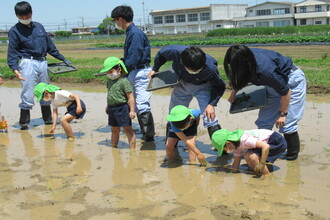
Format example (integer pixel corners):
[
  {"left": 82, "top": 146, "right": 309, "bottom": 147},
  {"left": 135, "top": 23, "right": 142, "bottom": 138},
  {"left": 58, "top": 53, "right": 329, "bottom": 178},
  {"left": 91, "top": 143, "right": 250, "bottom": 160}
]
[{"left": 0, "top": 0, "right": 302, "bottom": 32}]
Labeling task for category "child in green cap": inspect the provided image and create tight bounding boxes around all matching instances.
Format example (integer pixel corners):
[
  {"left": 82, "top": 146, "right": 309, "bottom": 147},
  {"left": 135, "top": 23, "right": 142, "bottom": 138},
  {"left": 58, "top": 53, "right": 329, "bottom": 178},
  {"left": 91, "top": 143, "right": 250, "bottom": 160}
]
[
  {"left": 34, "top": 82, "right": 86, "bottom": 139},
  {"left": 211, "top": 129, "right": 287, "bottom": 174},
  {"left": 100, "top": 57, "right": 136, "bottom": 149},
  {"left": 166, "top": 105, "right": 207, "bottom": 166}
]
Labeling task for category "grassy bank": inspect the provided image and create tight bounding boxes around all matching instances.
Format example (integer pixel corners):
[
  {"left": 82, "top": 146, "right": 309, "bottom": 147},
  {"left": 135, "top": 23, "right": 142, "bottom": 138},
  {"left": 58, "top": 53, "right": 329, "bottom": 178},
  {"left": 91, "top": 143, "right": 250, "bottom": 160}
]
[{"left": 0, "top": 43, "right": 329, "bottom": 94}]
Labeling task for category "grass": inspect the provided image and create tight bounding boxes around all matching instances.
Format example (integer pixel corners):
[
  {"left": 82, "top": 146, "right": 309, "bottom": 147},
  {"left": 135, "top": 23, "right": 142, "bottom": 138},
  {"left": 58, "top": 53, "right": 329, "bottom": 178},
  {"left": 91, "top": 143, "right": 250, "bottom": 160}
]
[{"left": 0, "top": 39, "right": 329, "bottom": 93}]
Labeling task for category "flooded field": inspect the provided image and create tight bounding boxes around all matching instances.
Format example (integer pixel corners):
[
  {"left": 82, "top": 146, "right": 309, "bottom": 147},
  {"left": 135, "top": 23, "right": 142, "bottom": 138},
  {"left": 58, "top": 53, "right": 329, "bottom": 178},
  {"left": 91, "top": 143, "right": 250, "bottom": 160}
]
[{"left": 0, "top": 81, "right": 330, "bottom": 219}]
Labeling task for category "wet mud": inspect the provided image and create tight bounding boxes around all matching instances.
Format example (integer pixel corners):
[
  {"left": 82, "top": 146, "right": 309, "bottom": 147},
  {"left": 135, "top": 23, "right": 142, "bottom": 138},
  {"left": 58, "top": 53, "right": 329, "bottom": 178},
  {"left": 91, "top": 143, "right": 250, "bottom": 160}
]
[{"left": 0, "top": 81, "right": 330, "bottom": 220}]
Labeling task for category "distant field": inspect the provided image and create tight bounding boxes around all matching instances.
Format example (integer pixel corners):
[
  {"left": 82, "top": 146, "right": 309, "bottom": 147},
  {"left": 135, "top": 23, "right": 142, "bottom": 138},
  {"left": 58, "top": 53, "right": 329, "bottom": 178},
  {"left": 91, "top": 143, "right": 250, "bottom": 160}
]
[{"left": 0, "top": 41, "right": 329, "bottom": 93}]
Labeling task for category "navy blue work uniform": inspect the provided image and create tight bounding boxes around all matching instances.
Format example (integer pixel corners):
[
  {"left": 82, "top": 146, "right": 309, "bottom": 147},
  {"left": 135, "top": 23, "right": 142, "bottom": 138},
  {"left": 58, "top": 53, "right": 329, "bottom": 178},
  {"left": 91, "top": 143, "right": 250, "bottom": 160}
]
[
  {"left": 7, "top": 21, "right": 67, "bottom": 110},
  {"left": 152, "top": 45, "right": 226, "bottom": 127}
]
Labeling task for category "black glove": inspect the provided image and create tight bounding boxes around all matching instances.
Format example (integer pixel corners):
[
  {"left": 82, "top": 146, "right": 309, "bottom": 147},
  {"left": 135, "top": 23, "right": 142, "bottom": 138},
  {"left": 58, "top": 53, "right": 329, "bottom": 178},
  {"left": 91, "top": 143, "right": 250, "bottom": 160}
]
[{"left": 63, "top": 59, "right": 72, "bottom": 66}]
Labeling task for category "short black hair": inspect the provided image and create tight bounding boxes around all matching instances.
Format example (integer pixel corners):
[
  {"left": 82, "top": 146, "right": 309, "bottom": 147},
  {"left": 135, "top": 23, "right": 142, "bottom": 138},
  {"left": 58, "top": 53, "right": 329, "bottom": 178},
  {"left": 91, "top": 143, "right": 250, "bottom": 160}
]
[
  {"left": 181, "top": 46, "right": 206, "bottom": 71},
  {"left": 111, "top": 5, "right": 133, "bottom": 22},
  {"left": 223, "top": 44, "right": 256, "bottom": 91},
  {"left": 15, "top": 1, "right": 32, "bottom": 16},
  {"left": 172, "top": 115, "right": 192, "bottom": 130}
]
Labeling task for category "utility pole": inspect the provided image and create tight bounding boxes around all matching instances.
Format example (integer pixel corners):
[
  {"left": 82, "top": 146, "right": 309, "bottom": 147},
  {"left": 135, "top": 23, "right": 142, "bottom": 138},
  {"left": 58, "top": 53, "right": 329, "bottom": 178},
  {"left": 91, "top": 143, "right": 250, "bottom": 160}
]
[
  {"left": 64, "top": 19, "right": 67, "bottom": 31},
  {"left": 142, "top": 1, "right": 146, "bottom": 31},
  {"left": 81, "top": 17, "right": 85, "bottom": 27}
]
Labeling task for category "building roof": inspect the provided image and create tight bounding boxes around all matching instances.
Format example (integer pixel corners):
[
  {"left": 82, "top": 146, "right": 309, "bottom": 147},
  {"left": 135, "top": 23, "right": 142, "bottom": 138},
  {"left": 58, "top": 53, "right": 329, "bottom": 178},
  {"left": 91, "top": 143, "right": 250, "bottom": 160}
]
[
  {"left": 296, "top": 0, "right": 329, "bottom": 6},
  {"left": 247, "top": 1, "right": 295, "bottom": 9}
]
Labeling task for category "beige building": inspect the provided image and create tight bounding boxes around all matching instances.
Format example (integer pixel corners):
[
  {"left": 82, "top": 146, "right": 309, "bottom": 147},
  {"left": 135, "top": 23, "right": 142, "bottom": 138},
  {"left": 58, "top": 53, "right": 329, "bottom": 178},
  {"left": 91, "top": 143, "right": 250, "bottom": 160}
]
[
  {"left": 149, "top": 4, "right": 247, "bottom": 34},
  {"left": 295, "top": 0, "right": 330, "bottom": 25}
]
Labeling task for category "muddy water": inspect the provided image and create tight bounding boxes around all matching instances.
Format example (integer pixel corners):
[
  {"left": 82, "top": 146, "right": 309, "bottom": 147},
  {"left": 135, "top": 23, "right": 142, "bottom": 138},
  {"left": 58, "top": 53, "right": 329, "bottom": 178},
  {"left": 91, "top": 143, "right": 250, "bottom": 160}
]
[{"left": 0, "top": 82, "right": 330, "bottom": 220}]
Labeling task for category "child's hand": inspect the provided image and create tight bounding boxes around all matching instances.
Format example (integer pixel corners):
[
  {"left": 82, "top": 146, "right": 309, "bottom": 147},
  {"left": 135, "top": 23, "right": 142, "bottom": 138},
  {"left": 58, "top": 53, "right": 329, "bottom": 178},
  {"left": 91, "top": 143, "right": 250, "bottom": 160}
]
[
  {"left": 253, "top": 162, "right": 265, "bottom": 174},
  {"left": 76, "top": 107, "right": 83, "bottom": 114},
  {"left": 197, "top": 153, "right": 207, "bottom": 166},
  {"left": 129, "top": 111, "right": 135, "bottom": 119},
  {"left": 49, "top": 127, "right": 55, "bottom": 134}
]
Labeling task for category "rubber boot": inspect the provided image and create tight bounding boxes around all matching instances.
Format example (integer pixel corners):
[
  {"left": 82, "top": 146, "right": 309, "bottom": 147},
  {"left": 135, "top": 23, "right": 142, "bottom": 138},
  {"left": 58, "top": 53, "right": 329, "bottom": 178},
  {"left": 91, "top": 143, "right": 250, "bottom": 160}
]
[
  {"left": 284, "top": 132, "right": 300, "bottom": 161},
  {"left": 41, "top": 105, "right": 53, "bottom": 125},
  {"left": 137, "top": 111, "right": 155, "bottom": 142},
  {"left": 19, "top": 109, "right": 30, "bottom": 130},
  {"left": 207, "top": 124, "right": 221, "bottom": 138}
]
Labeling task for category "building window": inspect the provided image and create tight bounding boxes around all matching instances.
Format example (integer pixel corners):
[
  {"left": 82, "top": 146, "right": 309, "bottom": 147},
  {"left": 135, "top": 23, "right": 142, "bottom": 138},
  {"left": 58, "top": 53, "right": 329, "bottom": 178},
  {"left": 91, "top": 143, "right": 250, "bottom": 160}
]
[
  {"left": 154, "top": 16, "right": 163, "bottom": 24},
  {"left": 274, "top": 20, "right": 290, "bottom": 27},
  {"left": 274, "top": 8, "right": 290, "bottom": 15},
  {"left": 315, "top": 5, "right": 322, "bottom": 12},
  {"left": 176, "top": 14, "right": 185, "bottom": 23},
  {"left": 300, "top": 19, "right": 306, "bottom": 25},
  {"left": 256, "top": 21, "right": 269, "bottom": 27},
  {"left": 200, "top": 12, "right": 210, "bottom": 21},
  {"left": 300, "top": 6, "right": 306, "bottom": 13},
  {"left": 256, "top": 9, "right": 271, "bottom": 16},
  {"left": 165, "top": 15, "right": 174, "bottom": 24},
  {"left": 188, "top": 13, "right": 198, "bottom": 22},
  {"left": 315, "top": 20, "right": 322, "bottom": 25}
]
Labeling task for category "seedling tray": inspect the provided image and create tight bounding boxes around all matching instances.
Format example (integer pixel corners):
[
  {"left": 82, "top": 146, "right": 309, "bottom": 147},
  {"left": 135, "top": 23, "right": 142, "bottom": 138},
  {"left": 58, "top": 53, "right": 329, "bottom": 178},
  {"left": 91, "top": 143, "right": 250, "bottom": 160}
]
[
  {"left": 48, "top": 62, "right": 77, "bottom": 74},
  {"left": 146, "top": 70, "right": 179, "bottom": 91},
  {"left": 230, "top": 84, "right": 266, "bottom": 114}
]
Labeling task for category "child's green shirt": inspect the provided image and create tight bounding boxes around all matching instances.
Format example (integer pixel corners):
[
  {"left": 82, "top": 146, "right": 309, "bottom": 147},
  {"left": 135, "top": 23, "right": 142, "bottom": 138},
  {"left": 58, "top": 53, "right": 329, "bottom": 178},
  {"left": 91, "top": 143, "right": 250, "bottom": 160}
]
[{"left": 107, "top": 77, "right": 133, "bottom": 106}]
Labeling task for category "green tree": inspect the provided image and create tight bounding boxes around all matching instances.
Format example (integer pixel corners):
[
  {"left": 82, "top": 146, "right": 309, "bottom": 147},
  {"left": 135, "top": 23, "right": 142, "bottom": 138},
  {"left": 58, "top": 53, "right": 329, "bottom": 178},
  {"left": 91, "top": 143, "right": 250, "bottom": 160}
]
[{"left": 98, "top": 17, "right": 115, "bottom": 35}]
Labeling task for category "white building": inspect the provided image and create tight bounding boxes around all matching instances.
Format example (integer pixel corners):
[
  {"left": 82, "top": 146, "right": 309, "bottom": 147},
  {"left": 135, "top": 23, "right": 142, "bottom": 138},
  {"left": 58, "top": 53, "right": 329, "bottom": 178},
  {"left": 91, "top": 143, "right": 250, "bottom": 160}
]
[
  {"left": 295, "top": 0, "right": 330, "bottom": 25},
  {"left": 234, "top": 2, "right": 296, "bottom": 27},
  {"left": 149, "top": 4, "right": 247, "bottom": 35}
]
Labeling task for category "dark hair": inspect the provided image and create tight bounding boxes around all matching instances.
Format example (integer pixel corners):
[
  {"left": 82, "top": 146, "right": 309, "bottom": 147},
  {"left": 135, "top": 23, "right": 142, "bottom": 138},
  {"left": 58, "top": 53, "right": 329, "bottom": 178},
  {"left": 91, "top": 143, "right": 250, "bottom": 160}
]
[
  {"left": 228, "top": 140, "right": 240, "bottom": 149},
  {"left": 181, "top": 46, "right": 206, "bottom": 71},
  {"left": 111, "top": 6, "right": 133, "bottom": 22},
  {"left": 15, "top": 1, "right": 32, "bottom": 16},
  {"left": 223, "top": 44, "right": 256, "bottom": 91},
  {"left": 172, "top": 115, "right": 192, "bottom": 130}
]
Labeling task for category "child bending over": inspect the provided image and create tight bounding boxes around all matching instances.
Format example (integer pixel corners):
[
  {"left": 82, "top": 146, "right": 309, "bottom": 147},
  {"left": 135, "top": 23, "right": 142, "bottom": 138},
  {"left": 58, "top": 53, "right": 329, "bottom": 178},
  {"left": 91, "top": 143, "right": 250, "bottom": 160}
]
[{"left": 211, "top": 129, "right": 287, "bottom": 174}]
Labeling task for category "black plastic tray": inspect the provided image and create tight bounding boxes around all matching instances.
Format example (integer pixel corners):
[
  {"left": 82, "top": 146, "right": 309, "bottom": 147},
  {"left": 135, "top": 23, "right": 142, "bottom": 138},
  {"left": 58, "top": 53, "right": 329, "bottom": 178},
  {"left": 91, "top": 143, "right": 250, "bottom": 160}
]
[
  {"left": 146, "top": 70, "right": 179, "bottom": 91},
  {"left": 48, "top": 62, "right": 77, "bottom": 74},
  {"left": 230, "top": 84, "right": 266, "bottom": 114}
]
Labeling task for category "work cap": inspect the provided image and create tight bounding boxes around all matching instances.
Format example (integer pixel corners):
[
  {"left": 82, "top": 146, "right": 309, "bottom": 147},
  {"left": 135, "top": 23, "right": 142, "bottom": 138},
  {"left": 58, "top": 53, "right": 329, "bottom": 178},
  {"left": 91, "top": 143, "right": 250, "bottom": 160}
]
[
  {"left": 34, "top": 82, "right": 60, "bottom": 102},
  {"left": 100, "top": 57, "right": 128, "bottom": 74},
  {"left": 166, "top": 105, "right": 191, "bottom": 122},
  {"left": 211, "top": 129, "right": 244, "bottom": 156}
]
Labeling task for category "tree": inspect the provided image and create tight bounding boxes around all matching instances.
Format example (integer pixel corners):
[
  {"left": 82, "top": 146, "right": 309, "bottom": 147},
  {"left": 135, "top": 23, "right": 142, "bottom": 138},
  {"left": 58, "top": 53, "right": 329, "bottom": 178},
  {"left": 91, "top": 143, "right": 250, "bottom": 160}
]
[{"left": 98, "top": 17, "right": 115, "bottom": 35}]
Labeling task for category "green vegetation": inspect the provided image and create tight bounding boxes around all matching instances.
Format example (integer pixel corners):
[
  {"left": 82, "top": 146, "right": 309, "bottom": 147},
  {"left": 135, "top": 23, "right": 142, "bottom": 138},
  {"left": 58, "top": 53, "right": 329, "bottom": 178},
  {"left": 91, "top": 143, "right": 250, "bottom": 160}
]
[{"left": 54, "top": 31, "right": 72, "bottom": 37}]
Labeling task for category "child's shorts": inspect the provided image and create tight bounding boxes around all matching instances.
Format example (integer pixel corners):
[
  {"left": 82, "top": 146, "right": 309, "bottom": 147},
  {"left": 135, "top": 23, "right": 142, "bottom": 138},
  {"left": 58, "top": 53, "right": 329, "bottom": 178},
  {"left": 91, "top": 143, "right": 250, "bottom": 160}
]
[
  {"left": 249, "top": 131, "right": 287, "bottom": 163},
  {"left": 66, "top": 100, "right": 86, "bottom": 119},
  {"left": 168, "top": 121, "right": 198, "bottom": 139},
  {"left": 108, "top": 103, "right": 131, "bottom": 127}
]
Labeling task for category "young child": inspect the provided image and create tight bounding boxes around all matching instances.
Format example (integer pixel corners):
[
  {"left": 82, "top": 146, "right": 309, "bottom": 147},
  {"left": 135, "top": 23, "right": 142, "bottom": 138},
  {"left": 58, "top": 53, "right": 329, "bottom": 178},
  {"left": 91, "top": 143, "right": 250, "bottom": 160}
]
[
  {"left": 166, "top": 105, "right": 207, "bottom": 166},
  {"left": 34, "top": 82, "right": 86, "bottom": 139},
  {"left": 100, "top": 57, "right": 136, "bottom": 149},
  {"left": 211, "top": 129, "right": 287, "bottom": 175}
]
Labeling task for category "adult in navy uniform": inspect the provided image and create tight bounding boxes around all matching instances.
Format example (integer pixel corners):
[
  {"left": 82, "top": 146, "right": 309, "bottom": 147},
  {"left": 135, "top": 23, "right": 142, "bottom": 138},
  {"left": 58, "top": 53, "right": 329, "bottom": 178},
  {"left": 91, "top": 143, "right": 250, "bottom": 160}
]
[
  {"left": 149, "top": 45, "right": 226, "bottom": 138},
  {"left": 7, "top": 1, "right": 71, "bottom": 130},
  {"left": 111, "top": 5, "right": 155, "bottom": 141},
  {"left": 224, "top": 44, "right": 306, "bottom": 160}
]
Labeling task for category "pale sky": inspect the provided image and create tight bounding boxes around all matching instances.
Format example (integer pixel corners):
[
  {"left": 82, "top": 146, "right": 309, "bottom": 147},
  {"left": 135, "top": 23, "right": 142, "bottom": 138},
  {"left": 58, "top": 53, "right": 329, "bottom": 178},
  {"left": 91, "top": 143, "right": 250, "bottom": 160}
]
[{"left": 0, "top": 0, "right": 301, "bottom": 32}]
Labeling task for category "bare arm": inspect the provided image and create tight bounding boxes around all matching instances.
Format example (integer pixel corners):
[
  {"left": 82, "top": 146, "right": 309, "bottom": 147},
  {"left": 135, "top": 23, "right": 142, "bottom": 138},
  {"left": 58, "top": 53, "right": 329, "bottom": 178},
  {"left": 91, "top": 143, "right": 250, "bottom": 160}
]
[
  {"left": 126, "top": 92, "right": 135, "bottom": 119},
  {"left": 253, "top": 140, "right": 270, "bottom": 174},
  {"left": 276, "top": 89, "right": 291, "bottom": 128},
  {"left": 176, "top": 132, "right": 207, "bottom": 166},
  {"left": 232, "top": 156, "right": 242, "bottom": 172},
  {"left": 50, "top": 108, "right": 58, "bottom": 134}
]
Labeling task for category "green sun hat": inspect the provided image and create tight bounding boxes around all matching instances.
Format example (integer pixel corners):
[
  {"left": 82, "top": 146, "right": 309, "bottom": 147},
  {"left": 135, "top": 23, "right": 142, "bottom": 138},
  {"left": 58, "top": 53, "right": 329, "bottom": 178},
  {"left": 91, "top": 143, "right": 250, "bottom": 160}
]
[
  {"left": 166, "top": 105, "right": 191, "bottom": 122},
  {"left": 211, "top": 129, "right": 244, "bottom": 156},
  {"left": 34, "top": 82, "right": 60, "bottom": 102},
  {"left": 100, "top": 57, "right": 128, "bottom": 74}
]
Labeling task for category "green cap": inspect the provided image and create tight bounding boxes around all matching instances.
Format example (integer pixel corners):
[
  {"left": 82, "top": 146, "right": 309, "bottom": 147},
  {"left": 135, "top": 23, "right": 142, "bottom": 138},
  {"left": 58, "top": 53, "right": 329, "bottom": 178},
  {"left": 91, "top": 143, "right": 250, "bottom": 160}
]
[
  {"left": 34, "top": 82, "right": 60, "bottom": 102},
  {"left": 166, "top": 105, "right": 191, "bottom": 122},
  {"left": 211, "top": 129, "right": 244, "bottom": 156},
  {"left": 100, "top": 57, "right": 128, "bottom": 74}
]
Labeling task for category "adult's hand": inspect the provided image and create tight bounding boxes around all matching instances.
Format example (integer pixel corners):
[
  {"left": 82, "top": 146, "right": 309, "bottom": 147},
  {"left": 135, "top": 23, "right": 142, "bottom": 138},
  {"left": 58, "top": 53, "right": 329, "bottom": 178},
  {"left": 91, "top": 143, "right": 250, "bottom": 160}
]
[
  {"left": 203, "top": 104, "right": 216, "bottom": 122},
  {"left": 276, "top": 115, "right": 286, "bottom": 128},
  {"left": 228, "top": 90, "right": 237, "bottom": 103},
  {"left": 14, "top": 70, "right": 25, "bottom": 81},
  {"left": 63, "top": 59, "right": 72, "bottom": 66},
  {"left": 148, "top": 70, "right": 156, "bottom": 78}
]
